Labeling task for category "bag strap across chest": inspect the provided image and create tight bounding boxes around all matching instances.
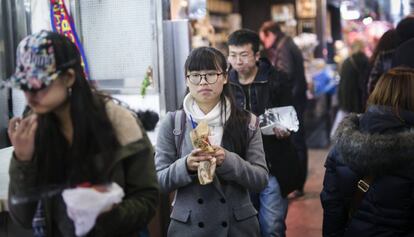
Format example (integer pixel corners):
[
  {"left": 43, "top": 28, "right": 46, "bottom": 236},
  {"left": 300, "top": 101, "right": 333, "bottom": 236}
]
[{"left": 171, "top": 110, "right": 258, "bottom": 158}]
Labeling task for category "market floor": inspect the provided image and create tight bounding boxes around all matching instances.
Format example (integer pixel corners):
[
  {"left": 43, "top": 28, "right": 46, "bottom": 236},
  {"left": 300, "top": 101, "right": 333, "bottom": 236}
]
[{"left": 286, "top": 149, "right": 329, "bottom": 237}]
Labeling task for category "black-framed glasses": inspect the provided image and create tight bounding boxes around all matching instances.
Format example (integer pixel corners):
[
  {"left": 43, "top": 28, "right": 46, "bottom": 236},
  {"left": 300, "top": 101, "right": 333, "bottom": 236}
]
[{"left": 186, "top": 72, "right": 224, "bottom": 85}]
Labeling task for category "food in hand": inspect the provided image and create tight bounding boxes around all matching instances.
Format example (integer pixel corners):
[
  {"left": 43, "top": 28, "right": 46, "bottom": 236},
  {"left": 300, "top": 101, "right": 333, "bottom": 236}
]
[
  {"left": 190, "top": 121, "right": 216, "bottom": 185},
  {"left": 190, "top": 121, "right": 215, "bottom": 153}
]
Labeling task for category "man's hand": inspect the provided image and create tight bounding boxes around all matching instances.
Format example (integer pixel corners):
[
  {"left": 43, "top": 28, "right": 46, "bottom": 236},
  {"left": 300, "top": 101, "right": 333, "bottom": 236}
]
[{"left": 273, "top": 127, "right": 290, "bottom": 139}]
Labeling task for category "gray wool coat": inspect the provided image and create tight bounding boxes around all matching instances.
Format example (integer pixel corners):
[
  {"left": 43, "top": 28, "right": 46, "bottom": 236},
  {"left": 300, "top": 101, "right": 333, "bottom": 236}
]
[{"left": 155, "top": 111, "right": 269, "bottom": 237}]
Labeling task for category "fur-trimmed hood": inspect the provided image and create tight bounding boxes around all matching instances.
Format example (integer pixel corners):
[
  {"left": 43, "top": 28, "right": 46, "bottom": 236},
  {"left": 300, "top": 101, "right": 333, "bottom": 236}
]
[
  {"left": 334, "top": 113, "right": 414, "bottom": 174},
  {"left": 105, "top": 100, "right": 143, "bottom": 146}
]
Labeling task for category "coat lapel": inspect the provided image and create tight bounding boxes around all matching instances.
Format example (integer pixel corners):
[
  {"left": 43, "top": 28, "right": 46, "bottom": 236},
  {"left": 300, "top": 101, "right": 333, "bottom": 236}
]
[{"left": 212, "top": 175, "right": 226, "bottom": 197}]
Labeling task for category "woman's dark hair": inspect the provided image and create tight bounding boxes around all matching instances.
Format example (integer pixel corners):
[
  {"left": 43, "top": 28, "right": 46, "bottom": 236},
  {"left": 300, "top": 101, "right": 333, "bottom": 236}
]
[
  {"left": 34, "top": 32, "right": 120, "bottom": 186},
  {"left": 370, "top": 29, "right": 400, "bottom": 65},
  {"left": 184, "top": 47, "right": 250, "bottom": 157}
]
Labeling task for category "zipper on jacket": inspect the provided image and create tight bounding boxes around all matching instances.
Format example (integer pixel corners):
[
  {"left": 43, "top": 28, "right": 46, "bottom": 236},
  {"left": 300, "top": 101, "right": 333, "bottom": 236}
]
[
  {"left": 247, "top": 85, "right": 252, "bottom": 111},
  {"left": 230, "top": 82, "right": 247, "bottom": 110}
]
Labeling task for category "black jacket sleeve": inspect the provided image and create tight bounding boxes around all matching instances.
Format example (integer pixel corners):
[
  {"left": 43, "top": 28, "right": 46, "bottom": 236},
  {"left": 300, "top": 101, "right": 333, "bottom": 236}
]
[{"left": 320, "top": 149, "right": 349, "bottom": 237}]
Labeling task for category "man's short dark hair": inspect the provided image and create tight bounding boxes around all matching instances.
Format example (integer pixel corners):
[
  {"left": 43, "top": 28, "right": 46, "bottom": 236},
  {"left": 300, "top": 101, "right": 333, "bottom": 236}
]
[{"left": 227, "top": 29, "right": 260, "bottom": 54}]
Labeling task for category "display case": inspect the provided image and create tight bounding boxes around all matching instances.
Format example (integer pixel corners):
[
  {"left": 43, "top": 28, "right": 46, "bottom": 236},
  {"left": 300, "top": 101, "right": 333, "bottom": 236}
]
[
  {"left": 271, "top": 3, "right": 297, "bottom": 37},
  {"left": 206, "top": 0, "right": 235, "bottom": 54}
]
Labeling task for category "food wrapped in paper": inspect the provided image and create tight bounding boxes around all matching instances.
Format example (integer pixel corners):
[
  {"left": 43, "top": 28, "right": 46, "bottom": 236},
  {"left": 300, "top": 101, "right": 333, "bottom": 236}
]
[
  {"left": 62, "top": 182, "right": 124, "bottom": 236},
  {"left": 190, "top": 121, "right": 216, "bottom": 185}
]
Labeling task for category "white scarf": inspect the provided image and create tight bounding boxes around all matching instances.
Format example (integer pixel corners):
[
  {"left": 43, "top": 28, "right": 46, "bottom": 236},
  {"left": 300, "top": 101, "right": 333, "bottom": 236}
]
[{"left": 183, "top": 94, "right": 231, "bottom": 146}]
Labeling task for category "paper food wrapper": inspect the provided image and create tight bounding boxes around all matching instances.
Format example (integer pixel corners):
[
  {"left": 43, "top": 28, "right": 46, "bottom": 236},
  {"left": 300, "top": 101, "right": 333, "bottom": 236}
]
[
  {"left": 259, "top": 106, "right": 299, "bottom": 135},
  {"left": 190, "top": 121, "right": 216, "bottom": 185},
  {"left": 62, "top": 182, "right": 125, "bottom": 236}
]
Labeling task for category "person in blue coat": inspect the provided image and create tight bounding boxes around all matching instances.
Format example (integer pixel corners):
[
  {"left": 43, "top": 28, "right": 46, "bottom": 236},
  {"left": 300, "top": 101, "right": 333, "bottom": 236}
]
[{"left": 321, "top": 67, "right": 414, "bottom": 237}]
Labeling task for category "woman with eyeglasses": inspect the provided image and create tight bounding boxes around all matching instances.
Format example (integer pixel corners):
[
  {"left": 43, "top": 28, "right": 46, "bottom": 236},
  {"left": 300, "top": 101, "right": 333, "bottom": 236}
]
[
  {"left": 155, "top": 47, "right": 268, "bottom": 237},
  {"left": 7, "top": 31, "right": 158, "bottom": 237}
]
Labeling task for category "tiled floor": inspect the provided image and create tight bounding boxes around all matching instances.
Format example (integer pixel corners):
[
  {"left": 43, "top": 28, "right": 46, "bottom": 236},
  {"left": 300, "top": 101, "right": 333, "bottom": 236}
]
[{"left": 286, "top": 149, "right": 329, "bottom": 237}]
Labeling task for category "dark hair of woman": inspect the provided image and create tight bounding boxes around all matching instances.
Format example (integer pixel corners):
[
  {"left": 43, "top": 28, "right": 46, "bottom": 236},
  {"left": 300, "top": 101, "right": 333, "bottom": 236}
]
[
  {"left": 184, "top": 47, "right": 250, "bottom": 157},
  {"left": 368, "top": 66, "right": 414, "bottom": 116},
  {"left": 34, "top": 33, "right": 120, "bottom": 186},
  {"left": 369, "top": 29, "right": 400, "bottom": 65}
]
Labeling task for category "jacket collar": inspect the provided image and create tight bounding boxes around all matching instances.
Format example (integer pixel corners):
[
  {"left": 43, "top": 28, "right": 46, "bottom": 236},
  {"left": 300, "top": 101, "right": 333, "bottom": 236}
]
[
  {"left": 105, "top": 100, "right": 143, "bottom": 146},
  {"left": 334, "top": 112, "right": 414, "bottom": 174},
  {"left": 104, "top": 101, "right": 148, "bottom": 171},
  {"left": 270, "top": 32, "right": 287, "bottom": 49},
  {"left": 229, "top": 57, "right": 274, "bottom": 85},
  {"left": 360, "top": 105, "right": 414, "bottom": 133}
]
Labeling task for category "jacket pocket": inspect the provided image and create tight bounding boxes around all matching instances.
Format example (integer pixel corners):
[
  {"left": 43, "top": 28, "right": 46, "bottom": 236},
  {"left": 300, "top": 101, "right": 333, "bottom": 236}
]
[
  {"left": 170, "top": 207, "right": 190, "bottom": 223},
  {"left": 233, "top": 203, "right": 258, "bottom": 221}
]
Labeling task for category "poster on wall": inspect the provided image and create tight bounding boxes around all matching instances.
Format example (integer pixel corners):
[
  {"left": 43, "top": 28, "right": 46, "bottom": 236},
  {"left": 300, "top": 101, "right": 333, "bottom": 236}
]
[
  {"left": 296, "top": 0, "right": 317, "bottom": 18},
  {"left": 271, "top": 4, "right": 295, "bottom": 22},
  {"left": 50, "top": 0, "right": 90, "bottom": 79}
]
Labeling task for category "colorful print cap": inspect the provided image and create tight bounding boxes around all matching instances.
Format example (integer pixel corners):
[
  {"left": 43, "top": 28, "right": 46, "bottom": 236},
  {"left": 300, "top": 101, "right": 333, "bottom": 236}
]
[{"left": 10, "top": 30, "right": 61, "bottom": 91}]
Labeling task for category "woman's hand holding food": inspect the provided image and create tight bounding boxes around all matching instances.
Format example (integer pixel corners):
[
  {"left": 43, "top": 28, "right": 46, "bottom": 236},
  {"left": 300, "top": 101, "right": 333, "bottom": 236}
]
[
  {"left": 211, "top": 146, "right": 225, "bottom": 166},
  {"left": 8, "top": 114, "right": 38, "bottom": 161},
  {"left": 186, "top": 148, "right": 216, "bottom": 172}
]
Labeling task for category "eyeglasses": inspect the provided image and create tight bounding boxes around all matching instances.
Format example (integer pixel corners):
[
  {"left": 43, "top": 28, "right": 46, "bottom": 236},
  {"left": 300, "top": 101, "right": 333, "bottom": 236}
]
[{"left": 186, "top": 72, "right": 224, "bottom": 85}]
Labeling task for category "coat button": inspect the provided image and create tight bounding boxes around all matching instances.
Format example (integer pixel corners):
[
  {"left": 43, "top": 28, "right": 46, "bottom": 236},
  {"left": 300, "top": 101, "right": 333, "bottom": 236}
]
[
  {"left": 198, "top": 222, "right": 204, "bottom": 228},
  {"left": 198, "top": 198, "right": 204, "bottom": 204},
  {"left": 222, "top": 221, "right": 228, "bottom": 227},
  {"left": 220, "top": 198, "right": 226, "bottom": 204}
]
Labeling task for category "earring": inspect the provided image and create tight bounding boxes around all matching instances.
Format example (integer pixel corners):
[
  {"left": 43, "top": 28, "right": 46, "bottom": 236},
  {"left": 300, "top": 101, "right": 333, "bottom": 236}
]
[{"left": 68, "top": 87, "right": 72, "bottom": 97}]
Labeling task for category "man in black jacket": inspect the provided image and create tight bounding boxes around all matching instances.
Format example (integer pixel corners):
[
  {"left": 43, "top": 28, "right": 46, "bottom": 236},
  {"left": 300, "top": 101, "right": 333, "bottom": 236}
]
[
  {"left": 260, "top": 21, "right": 308, "bottom": 197},
  {"left": 227, "top": 29, "right": 301, "bottom": 237}
]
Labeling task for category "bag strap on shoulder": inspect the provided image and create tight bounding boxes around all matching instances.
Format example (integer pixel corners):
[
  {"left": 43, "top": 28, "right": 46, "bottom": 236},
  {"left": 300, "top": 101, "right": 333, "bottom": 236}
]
[
  {"left": 172, "top": 110, "right": 186, "bottom": 158},
  {"left": 348, "top": 175, "right": 375, "bottom": 219}
]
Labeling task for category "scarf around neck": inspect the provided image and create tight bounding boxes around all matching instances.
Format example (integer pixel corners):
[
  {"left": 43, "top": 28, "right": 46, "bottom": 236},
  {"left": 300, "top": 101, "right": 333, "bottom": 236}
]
[{"left": 183, "top": 94, "right": 231, "bottom": 145}]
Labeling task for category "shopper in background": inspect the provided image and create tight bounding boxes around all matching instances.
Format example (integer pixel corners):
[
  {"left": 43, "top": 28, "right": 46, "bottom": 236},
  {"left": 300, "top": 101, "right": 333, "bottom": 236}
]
[
  {"left": 367, "top": 16, "right": 414, "bottom": 94},
  {"left": 321, "top": 67, "right": 414, "bottom": 237},
  {"left": 259, "top": 21, "right": 308, "bottom": 198},
  {"left": 337, "top": 39, "right": 369, "bottom": 114},
  {"left": 155, "top": 47, "right": 268, "bottom": 237},
  {"left": 7, "top": 31, "right": 159, "bottom": 237},
  {"left": 366, "top": 29, "right": 400, "bottom": 94},
  {"left": 227, "top": 29, "right": 301, "bottom": 237},
  {"left": 329, "top": 39, "right": 369, "bottom": 138}
]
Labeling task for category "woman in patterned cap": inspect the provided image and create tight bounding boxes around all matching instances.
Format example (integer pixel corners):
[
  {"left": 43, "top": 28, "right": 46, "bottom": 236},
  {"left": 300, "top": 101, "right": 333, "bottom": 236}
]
[{"left": 7, "top": 30, "right": 158, "bottom": 237}]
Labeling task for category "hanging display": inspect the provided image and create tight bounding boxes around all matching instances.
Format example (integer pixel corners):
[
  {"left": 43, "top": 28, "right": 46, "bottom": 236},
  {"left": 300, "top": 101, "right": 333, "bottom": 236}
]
[{"left": 50, "top": 0, "right": 90, "bottom": 79}]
